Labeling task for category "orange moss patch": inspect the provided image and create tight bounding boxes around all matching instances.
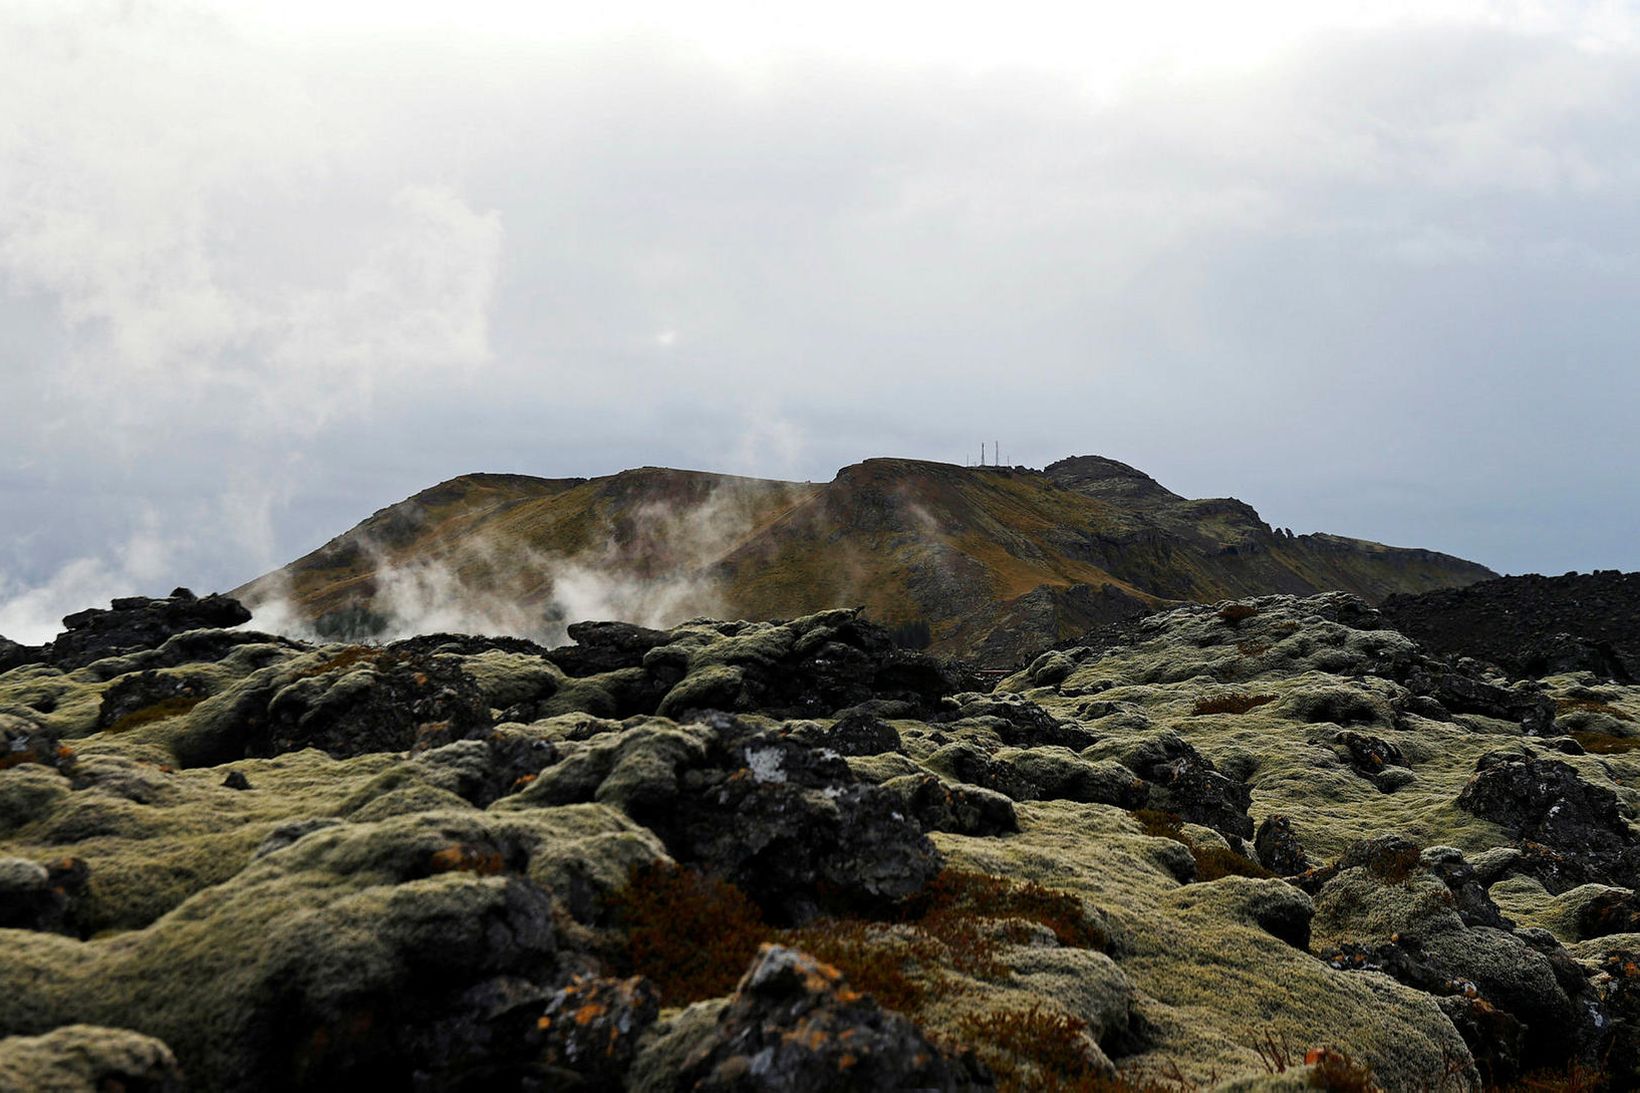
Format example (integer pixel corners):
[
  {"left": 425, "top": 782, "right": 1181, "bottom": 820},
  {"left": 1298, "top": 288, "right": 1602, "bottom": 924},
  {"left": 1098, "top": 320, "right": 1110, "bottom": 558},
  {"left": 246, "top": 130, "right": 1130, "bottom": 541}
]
[
  {"left": 103, "top": 696, "right": 204, "bottom": 734},
  {"left": 1218, "top": 603, "right": 1260, "bottom": 625},
  {"left": 1556, "top": 697, "right": 1634, "bottom": 723},
  {"left": 1570, "top": 731, "right": 1640, "bottom": 755},
  {"left": 611, "top": 862, "right": 767, "bottom": 1003},
  {"left": 1191, "top": 693, "right": 1276, "bottom": 716}
]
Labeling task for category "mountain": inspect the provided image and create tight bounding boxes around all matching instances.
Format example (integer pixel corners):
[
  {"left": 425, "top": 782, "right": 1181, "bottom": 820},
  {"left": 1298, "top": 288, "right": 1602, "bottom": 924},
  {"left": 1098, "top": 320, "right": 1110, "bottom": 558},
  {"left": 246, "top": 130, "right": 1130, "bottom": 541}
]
[{"left": 235, "top": 455, "right": 1496, "bottom": 661}]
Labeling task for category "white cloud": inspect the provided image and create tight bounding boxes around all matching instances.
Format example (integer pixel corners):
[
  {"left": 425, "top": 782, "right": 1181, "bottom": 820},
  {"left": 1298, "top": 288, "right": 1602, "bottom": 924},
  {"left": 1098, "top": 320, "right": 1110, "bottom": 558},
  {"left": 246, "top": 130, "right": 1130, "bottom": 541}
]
[{"left": 2, "top": 0, "right": 1639, "bottom": 611}]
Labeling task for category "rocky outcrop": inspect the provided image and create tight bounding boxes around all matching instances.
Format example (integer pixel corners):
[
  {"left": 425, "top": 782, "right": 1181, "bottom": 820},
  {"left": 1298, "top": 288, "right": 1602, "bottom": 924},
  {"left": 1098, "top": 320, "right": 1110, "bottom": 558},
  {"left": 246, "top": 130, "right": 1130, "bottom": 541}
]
[
  {"left": 1383, "top": 570, "right": 1640, "bottom": 681},
  {"left": 672, "top": 945, "right": 991, "bottom": 1091}
]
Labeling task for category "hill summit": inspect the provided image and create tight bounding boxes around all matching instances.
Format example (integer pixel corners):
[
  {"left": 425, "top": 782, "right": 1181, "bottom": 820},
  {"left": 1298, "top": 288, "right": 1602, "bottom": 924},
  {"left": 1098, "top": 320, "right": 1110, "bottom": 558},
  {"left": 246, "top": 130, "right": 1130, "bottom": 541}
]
[{"left": 236, "top": 456, "right": 1495, "bottom": 660}]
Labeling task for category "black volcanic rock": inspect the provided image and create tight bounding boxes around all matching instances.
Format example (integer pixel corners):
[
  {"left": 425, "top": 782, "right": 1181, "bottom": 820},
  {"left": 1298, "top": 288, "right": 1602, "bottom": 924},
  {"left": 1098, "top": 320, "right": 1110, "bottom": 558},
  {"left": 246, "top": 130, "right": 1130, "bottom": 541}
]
[
  {"left": 674, "top": 945, "right": 992, "bottom": 1092},
  {"left": 1457, "top": 752, "right": 1640, "bottom": 889},
  {"left": 41, "top": 589, "right": 252, "bottom": 670},
  {"left": 1383, "top": 571, "right": 1640, "bottom": 681}
]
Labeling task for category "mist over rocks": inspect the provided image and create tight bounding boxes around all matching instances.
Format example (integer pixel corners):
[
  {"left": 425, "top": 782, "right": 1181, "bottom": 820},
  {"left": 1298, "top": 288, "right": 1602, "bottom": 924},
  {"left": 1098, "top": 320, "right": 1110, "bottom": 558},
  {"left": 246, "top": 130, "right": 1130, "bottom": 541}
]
[
  {"left": 4, "top": 582, "right": 1640, "bottom": 1088},
  {"left": 233, "top": 456, "right": 1498, "bottom": 666}
]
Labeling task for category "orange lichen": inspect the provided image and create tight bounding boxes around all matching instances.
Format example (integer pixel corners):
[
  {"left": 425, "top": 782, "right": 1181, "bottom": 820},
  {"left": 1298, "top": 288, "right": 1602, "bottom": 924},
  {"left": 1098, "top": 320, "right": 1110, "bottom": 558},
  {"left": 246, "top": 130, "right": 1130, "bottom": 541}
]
[{"left": 426, "top": 845, "right": 506, "bottom": 876}]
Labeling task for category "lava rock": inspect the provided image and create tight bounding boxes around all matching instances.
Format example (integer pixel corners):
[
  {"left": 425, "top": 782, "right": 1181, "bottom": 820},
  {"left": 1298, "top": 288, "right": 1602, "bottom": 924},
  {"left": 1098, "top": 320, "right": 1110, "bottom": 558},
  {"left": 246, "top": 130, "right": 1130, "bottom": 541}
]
[
  {"left": 1436, "top": 996, "right": 1526, "bottom": 1088},
  {"left": 42, "top": 590, "right": 252, "bottom": 670},
  {"left": 1332, "top": 731, "right": 1406, "bottom": 778},
  {"left": 525, "top": 714, "right": 942, "bottom": 923},
  {"left": 886, "top": 773, "right": 1019, "bottom": 836},
  {"left": 1574, "top": 889, "right": 1640, "bottom": 939},
  {"left": 234, "top": 648, "right": 492, "bottom": 761},
  {"left": 96, "top": 670, "right": 211, "bottom": 730},
  {"left": 1254, "top": 815, "right": 1311, "bottom": 877},
  {"left": 548, "top": 621, "right": 676, "bottom": 677},
  {"left": 790, "top": 712, "right": 904, "bottom": 756},
  {"left": 1113, "top": 734, "right": 1253, "bottom": 840},
  {"left": 1383, "top": 571, "right": 1640, "bottom": 682},
  {"left": 0, "top": 856, "right": 86, "bottom": 934},
  {"left": 1404, "top": 666, "right": 1556, "bottom": 734},
  {"left": 1456, "top": 753, "right": 1640, "bottom": 888},
  {"left": 0, "top": 636, "right": 39, "bottom": 674},
  {"left": 538, "top": 974, "right": 661, "bottom": 1087},
  {"left": 931, "top": 694, "right": 1097, "bottom": 750},
  {"left": 675, "top": 945, "right": 992, "bottom": 1091}
]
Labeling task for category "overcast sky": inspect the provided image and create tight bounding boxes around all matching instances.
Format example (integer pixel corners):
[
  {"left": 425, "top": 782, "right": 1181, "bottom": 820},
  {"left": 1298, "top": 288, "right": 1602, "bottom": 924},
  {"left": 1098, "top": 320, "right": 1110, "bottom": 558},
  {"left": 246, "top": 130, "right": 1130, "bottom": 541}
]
[{"left": 2, "top": 0, "right": 1638, "bottom": 641}]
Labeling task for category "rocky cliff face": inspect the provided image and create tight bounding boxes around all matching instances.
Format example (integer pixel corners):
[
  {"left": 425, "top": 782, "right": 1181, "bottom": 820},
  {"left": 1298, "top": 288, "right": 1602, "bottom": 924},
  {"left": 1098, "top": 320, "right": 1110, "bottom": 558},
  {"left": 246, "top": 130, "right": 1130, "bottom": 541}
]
[
  {"left": 1383, "top": 570, "right": 1640, "bottom": 682},
  {"left": 5, "top": 587, "right": 1640, "bottom": 1089},
  {"left": 235, "top": 456, "right": 1494, "bottom": 663}
]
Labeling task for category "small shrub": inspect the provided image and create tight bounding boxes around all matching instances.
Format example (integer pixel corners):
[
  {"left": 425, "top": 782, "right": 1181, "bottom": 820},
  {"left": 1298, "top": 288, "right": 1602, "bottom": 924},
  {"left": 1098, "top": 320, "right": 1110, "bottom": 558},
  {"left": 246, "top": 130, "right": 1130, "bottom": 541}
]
[
  {"left": 1192, "top": 693, "right": 1276, "bottom": 716},
  {"left": 1305, "top": 1047, "right": 1376, "bottom": 1091},
  {"left": 958, "top": 1005, "right": 1099, "bottom": 1091},
  {"left": 293, "top": 646, "right": 390, "bottom": 681},
  {"left": 783, "top": 918, "right": 933, "bottom": 1013},
  {"left": 1192, "top": 845, "right": 1274, "bottom": 881},
  {"left": 1504, "top": 1063, "right": 1611, "bottom": 1091},
  {"left": 1570, "top": 731, "right": 1640, "bottom": 755},
  {"left": 907, "top": 869, "right": 1108, "bottom": 952},
  {"left": 1364, "top": 844, "right": 1422, "bottom": 885},
  {"left": 1133, "top": 808, "right": 1185, "bottom": 841},
  {"left": 610, "top": 862, "right": 767, "bottom": 1003},
  {"left": 1556, "top": 698, "right": 1634, "bottom": 723}
]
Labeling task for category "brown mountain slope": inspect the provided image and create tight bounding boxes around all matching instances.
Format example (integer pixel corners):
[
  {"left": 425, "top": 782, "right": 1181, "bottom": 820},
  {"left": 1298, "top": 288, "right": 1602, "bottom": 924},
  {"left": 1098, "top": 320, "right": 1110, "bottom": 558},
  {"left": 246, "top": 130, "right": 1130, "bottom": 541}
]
[{"left": 235, "top": 456, "right": 1496, "bottom": 661}]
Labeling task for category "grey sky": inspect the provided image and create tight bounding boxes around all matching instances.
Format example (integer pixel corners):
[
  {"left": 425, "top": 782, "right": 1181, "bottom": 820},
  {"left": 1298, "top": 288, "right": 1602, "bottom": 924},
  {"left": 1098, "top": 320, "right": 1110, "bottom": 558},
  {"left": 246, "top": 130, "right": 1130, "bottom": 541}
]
[{"left": 3, "top": 1, "right": 1638, "bottom": 642}]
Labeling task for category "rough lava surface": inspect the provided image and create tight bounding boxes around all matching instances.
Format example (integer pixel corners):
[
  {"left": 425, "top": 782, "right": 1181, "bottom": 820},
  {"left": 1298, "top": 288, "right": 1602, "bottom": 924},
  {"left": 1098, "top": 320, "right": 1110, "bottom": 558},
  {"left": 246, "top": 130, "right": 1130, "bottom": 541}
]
[{"left": 2, "top": 586, "right": 1640, "bottom": 1089}]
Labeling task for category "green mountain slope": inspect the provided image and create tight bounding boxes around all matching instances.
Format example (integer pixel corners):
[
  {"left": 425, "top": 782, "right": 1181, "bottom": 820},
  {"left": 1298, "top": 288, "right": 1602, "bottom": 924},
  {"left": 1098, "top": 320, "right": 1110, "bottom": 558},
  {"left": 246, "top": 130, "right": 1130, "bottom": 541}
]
[{"left": 235, "top": 456, "right": 1495, "bottom": 660}]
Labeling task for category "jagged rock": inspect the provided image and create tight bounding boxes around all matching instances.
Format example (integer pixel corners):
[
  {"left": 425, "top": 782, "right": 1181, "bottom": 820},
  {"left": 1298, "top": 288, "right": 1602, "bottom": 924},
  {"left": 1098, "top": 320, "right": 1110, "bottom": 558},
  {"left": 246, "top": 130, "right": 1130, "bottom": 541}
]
[
  {"left": 1573, "top": 888, "right": 1640, "bottom": 939},
  {"left": 411, "top": 730, "right": 560, "bottom": 807},
  {"left": 1331, "top": 731, "right": 1405, "bottom": 778},
  {"left": 0, "top": 812, "right": 570, "bottom": 1091},
  {"left": 1456, "top": 752, "right": 1640, "bottom": 888},
  {"left": 0, "top": 636, "right": 38, "bottom": 675},
  {"left": 674, "top": 945, "right": 992, "bottom": 1091},
  {"left": 789, "top": 712, "right": 903, "bottom": 756},
  {"left": 96, "top": 670, "right": 211, "bottom": 730},
  {"left": 922, "top": 743, "right": 1034, "bottom": 802},
  {"left": 538, "top": 974, "right": 661, "bottom": 1086},
  {"left": 189, "top": 647, "right": 493, "bottom": 764},
  {"left": 931, "top": 694, "right": 1097, "bottom": 750},
  {"left": 1253, "top": 815, "right": 1310, "bottom": 877},
  {"left": 882, "top": 773, "right": 1018, "bottom": 836},
  {"left": 0, "top": 856, "right": 86, "bottom": 934},
  {"left": 42, "top": 590, "right": 252, "bottom": 670},
  {"left": 1404, "top": 666, "right": 1555, "bottom": 734},
  {"left": 518, "top": 714, "right": 941, "bottom": 922},
  {"left": 1, "top": 716, "right": 71, "bottom": 775},
  {"left": 0, "top": 1024, "right": 184, "bottom": 1092},
  {"left": 1383, "top": 571, "right": 1640, "bottom": 682},
  {"left": 548, "top": 621, "right": 676, "bottom": 677},
  {"left": 1437, "top": 996, "right": 1526, "bottom": 1088},
  {"left": 1107, "top": 733, "right": 1252, "bottom": 840},
  {"left": 221, "top": 770, "right": 250, "bottom": 791}
]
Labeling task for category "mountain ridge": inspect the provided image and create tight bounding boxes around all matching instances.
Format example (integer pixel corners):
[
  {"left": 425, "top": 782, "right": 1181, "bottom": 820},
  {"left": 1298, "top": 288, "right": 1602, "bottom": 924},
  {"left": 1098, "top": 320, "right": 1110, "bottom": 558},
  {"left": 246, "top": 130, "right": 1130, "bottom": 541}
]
[{"left": 236, "top": 455, "right": 1496, "bottom": 660}]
